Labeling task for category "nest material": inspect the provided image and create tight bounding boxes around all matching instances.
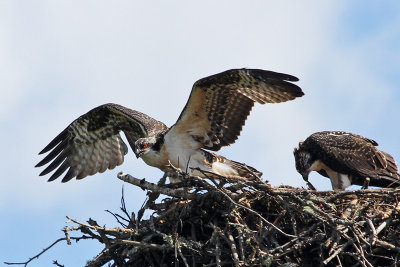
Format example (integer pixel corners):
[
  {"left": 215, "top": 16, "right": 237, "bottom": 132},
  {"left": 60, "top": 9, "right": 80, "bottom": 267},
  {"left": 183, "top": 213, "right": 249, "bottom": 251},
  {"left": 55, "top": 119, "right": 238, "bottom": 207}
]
[{"left": 37, "top": 171, "right": 399, "bottom": 267}]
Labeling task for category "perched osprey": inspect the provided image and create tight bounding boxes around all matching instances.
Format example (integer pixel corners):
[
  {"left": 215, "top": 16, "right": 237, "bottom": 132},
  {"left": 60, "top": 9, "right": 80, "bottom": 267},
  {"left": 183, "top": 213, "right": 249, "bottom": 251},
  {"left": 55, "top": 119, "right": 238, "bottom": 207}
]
[
  {"left": 294, "top": 131, "right": 400, "bottom": 190},
  {"left": 36, "top": 68, "right": 304, "bottom": 183}
]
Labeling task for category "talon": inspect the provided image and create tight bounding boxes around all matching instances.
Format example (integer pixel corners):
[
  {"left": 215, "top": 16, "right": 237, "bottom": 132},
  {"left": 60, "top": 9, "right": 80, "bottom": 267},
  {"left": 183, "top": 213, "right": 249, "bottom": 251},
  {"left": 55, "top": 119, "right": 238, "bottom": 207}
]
[{"left": 362, "top": 177, "right": 370, "bottom": 189}]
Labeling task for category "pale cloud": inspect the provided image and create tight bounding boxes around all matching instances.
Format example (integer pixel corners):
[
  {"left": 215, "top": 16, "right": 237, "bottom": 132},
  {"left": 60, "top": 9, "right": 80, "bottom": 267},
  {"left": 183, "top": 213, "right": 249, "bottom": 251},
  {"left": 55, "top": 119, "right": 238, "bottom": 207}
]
[
  {"left": 2, "top": 1, "right": 400, "bottom": 265},
  {"left": 0, "top": 39, "right": 29, "bottom": 121}
]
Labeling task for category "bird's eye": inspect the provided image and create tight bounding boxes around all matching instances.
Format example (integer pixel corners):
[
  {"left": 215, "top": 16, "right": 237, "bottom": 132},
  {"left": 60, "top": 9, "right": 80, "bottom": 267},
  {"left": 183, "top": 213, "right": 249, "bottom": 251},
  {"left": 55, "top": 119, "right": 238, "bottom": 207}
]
[{"left": 143, "top": 144, "right": 148, "bottom": 149}]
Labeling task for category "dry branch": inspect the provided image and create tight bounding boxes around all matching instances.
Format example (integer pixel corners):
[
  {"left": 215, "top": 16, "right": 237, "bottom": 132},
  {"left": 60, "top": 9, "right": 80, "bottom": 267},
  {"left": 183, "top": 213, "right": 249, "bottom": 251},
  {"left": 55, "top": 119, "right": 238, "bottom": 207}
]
[{"left": 6, "top": 170, "right": 400, "bottom": 266}]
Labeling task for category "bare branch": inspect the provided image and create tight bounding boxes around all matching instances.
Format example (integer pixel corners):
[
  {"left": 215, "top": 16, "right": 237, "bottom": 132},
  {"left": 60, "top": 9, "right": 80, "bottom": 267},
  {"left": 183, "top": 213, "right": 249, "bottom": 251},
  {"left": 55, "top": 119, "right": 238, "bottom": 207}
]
[
  {"left": 10, "top": 171, "right": 400, "bottom": 266},
  {"left": 4, "top": 236, "right": 92, "bottom": 266},
  {"left": 117, "top": 172, "right": 196, "bottom": 200}
]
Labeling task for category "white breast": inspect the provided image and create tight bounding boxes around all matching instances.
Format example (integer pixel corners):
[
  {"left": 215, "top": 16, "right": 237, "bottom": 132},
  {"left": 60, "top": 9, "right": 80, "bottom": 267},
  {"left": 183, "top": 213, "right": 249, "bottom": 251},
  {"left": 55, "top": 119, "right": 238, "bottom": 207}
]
[
  {"left": 325, "top": 169, "right": 352, "bottom": 190},
  {"left": 163, "top": 129, "right": 201, "bottom": 170},
  {"left": 310, "top": 160, "right": 352, "bottom": 190},
  {"left": 152, "top": 130, "right": 240, "bottom": 178}
]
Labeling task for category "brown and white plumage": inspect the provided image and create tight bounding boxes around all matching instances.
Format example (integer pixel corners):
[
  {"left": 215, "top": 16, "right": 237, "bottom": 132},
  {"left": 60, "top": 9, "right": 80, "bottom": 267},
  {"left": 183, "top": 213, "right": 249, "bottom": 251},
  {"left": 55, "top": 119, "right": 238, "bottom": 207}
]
[
  {"left": 37, "top": 68, "right": 304, "bottom": 182},
  {"left": 170, "top": 69, "right": 303, "bottom": 151},
  {"left": 36, "top": 104, "right": 168, "bottom": 182},
  {"left": 294, "top": 131, "right": 400, "bottom": 190}
]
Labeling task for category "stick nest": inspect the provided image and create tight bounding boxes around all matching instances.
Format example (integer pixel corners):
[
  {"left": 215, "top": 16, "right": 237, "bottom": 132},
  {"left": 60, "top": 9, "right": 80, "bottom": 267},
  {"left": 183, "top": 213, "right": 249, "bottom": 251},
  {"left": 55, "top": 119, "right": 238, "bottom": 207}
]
[
  {"left": 79, "top": 171, "right": 400, "bottom": 267},
  {"left": 14, "top": 170, "right": 400, "bottom": 267}
]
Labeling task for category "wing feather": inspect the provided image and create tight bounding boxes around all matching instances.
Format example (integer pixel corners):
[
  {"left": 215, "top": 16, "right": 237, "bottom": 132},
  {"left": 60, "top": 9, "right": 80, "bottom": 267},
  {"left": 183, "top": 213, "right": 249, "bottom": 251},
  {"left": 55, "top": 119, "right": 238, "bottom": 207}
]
[
  {"left": 168, "top": 68, "right": 304, "bottom": 151},
  {"left": 50, "top": 161, "right": 70, "bottom": 182},
  {"left": 98, "top": 140, "right": 109, "bottom": 173},
  {"left": 36, "top": 103, "right": 168, "bottom": 182},
  {"left": 39, "top": 148, "right": 71, "bottom": 176},
  {"left": 38, "top": 129, "right": 69, "bottom": 155},
  {"left": 59, "top": 167, "right": 77, "bottom": 183},
  {"left": 36, "top": 138, "right": 69, "bottom": 167},
  {"left": 304, "top": 131, "right": 400, "bottom": 182},
  {"left": 88, "top": 141, "right": 100, "bottom": 176}
]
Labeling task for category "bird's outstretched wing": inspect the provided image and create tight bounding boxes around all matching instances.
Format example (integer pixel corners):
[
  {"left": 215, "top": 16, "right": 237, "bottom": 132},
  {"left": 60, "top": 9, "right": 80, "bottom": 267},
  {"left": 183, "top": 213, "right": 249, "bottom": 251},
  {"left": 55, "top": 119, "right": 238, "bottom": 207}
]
[
  {"left": 305, "top": 131, "right": 400, "bottom": 182},
  {"left": 167, "top": 68, "right": 304, "bottom": 151},
  {"left": 36, "top": 103, "right": 167, "bottom": 182}
]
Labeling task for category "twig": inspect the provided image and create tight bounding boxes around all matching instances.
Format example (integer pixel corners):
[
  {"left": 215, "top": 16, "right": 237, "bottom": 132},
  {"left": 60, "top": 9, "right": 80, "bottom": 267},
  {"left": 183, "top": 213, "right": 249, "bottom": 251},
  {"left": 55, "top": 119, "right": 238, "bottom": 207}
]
[
  {"left": 225, "top": 230, "right": 240, "bottom": 267},
  {"left": 112, "top": 239, "right": 170, "bottom": 250},
  {"left": 323, "top": 242, "right": 352, "bottom": 265},
  {"left": 269, "top": 223, "right": 321, "bottom": 254},
  {"left": 326, "top": 188, "right": 400, "bottom": 202},
  {"left": 66, "top": 216, "right": 135, "bottom": 235},
  {"left": 175, "top": 235, "right": 189, "bottom": 267},
  {"left": 193, "top": 174, "right": 297, "bottom": 238},
  {"left": 117, "top": 172, "right": 196, "bottom": 200},
  {"left": 87, "top": 248, "right": 113, "bottom": 267},
  {"left": 375, "top": 218, "right": 393, "bottom": 235},
  {"left": 105, "top": 209, "right": 130, "bottom": 228},
  {"left": 137, "top": 173, "right": 168, "bottom": 223},
  {"left": 367, "top": 219, "right": 377, "bottom": 245},
  {"left": 215, "top": 236, "right": 222, "bottom": 267},
  {"left": 120, "top": 186, "right": 132, "bottom": 222},
  {"left": 375, "top": 239, "right": 400, "bottom": 253},
  {"left": 62, "top": 227, "right": 72, "bottom": 245},
  {"left": 4, "top": 236, "right": 92, "bottom": 266},
  {"left": 52, "top": 260, "right": 64, "bottom": 267}
]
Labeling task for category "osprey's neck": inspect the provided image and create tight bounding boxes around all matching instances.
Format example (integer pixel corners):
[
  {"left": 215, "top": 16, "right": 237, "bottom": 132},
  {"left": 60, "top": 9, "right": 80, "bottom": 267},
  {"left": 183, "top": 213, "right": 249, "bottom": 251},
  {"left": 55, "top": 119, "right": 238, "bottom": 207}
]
[
  {"left": 152, "top": 133, "right": 165, "bottom": 152},
  {"left": 309, "top": 159, "right": 326, "bottom": 172},
  {"left": 138, "top": 133, "right": 167, "bottom": 170}
]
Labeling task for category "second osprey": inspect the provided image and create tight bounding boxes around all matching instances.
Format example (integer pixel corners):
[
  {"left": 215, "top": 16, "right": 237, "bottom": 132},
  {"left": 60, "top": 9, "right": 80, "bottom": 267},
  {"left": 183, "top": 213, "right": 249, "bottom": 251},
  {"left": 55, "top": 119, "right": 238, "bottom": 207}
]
[
  {"left": 294, "top": 131, "right": 400, "bottom": 190},
  {"left": 37, "top": 68, "right": 304, "bottom": 182}
]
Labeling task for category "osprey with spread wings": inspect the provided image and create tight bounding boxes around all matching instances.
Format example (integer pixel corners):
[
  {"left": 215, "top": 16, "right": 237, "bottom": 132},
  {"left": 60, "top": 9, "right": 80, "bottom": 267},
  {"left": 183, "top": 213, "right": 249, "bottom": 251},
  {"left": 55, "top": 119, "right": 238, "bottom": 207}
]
[{"left": 36, "top": 69, "right": 304, "bottom": 182}]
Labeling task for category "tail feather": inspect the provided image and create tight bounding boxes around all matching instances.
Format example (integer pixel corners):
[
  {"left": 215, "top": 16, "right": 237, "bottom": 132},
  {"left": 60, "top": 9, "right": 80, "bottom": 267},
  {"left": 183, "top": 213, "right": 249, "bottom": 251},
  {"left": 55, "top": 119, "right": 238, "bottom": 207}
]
[
  {"left": 369, "top": 150, "right": 400, "bottom": 188},
  {"left": 380, "top": 151, "right": 399, "bottom": 175},
  {"left": 378, "top": 151, "right": 400, "bottom": 187},
  {"left": 375, "top": 175, "right": 400, "bottom": 188},
  {"left": 203, "top": 150, "right": 262, "bottom": 179},
  {"left": 229, "top": 159, "right": 263, "bottom": 178}
]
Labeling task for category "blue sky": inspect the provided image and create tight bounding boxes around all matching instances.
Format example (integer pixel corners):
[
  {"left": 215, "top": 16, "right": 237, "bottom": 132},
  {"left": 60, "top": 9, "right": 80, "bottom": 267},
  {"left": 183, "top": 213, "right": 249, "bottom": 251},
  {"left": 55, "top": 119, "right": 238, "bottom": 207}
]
[{"left": 1, "top": 1, "right": 399, "bottom": 266}]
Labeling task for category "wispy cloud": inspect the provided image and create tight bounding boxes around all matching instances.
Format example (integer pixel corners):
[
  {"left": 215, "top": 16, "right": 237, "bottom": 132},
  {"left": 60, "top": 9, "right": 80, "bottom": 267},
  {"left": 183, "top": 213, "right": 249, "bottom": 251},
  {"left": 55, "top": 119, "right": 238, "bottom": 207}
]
[{"left": 2, "top": 1, "right": 399, "bottom": 265}]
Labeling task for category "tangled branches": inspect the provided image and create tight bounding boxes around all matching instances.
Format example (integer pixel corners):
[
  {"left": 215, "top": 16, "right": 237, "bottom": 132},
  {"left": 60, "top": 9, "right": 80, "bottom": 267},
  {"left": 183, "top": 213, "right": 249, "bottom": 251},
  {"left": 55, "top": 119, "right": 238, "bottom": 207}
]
[{"left": 7, "top": 170, "right": 400, "bottom": 266}]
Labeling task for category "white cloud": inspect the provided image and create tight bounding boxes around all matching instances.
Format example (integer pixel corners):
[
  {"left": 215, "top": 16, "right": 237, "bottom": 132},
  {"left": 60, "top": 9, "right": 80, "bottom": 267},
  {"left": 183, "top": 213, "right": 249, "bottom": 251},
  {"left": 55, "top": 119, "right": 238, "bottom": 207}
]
[{"left": 1, "top": 1, "right": 400, "bottom": 265}]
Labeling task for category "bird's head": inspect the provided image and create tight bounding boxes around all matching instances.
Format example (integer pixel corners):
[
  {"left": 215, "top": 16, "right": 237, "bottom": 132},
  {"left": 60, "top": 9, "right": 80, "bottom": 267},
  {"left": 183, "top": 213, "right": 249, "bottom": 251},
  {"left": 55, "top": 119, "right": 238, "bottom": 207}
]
[
  {"left": 293, "top": 147, "right": 315, "bottom": 182},
  {"left": 134, "top": 137, "right": 157, "bottom": 158}
]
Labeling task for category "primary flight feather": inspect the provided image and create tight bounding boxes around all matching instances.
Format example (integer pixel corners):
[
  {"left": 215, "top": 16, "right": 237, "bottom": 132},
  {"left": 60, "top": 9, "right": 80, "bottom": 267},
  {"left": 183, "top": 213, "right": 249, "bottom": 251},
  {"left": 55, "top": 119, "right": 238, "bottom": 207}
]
[{"left": 36, "top": 68, "right": 304, "bottom": 182}]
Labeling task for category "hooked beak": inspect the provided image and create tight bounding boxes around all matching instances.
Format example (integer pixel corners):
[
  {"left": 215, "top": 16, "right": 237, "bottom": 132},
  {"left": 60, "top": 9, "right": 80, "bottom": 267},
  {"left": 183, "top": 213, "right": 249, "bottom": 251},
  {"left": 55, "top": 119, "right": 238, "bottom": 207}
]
[
  {"left": 302, "top": 172, "right": 316, "bottom": 190},
  {"left": 301, "top": 172, "right": 310, "bottom": 182}
]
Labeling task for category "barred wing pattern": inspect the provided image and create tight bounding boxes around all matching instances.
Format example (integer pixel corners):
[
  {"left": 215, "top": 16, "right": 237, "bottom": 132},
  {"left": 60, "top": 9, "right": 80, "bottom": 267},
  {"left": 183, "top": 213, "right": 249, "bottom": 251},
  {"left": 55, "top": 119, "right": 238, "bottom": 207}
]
[
  {"left": 168, "top": 69, "right": 304, "bottom": 151},
  {"left": 305, "top": 131, "right": 400, "bottom": 184},
  {"left": 36, "top": 103, "right": 167, "bottom": 182}
]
